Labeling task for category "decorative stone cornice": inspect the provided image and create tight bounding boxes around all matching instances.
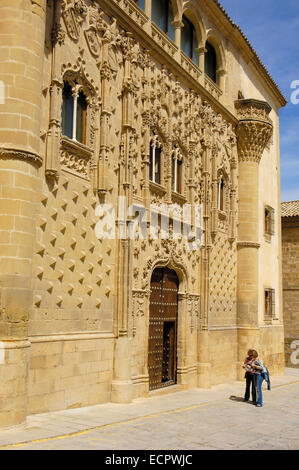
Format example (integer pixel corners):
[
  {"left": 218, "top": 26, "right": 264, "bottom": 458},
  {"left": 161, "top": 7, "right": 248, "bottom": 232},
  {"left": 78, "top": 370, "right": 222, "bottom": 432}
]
[
  {"left": 235, "top": 99, "right": 272, "bottom": 124},
  {"left": 235, "top": 99, "right": 273, "bottom": 163},
  {"left": 237, "top": 241, "right": 261, "bottom": 249},
  {"left": 0, "top": 147, "right": 43, "bottom": 167}
]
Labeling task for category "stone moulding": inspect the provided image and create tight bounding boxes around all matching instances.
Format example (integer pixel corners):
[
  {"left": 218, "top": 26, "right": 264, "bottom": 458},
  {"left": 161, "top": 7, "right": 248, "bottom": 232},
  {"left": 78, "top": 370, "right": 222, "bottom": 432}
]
[
  {"left": 150, "top": 23, "right": 178, "bottom": 58},
  {"left": 118, "top": 0, "right": 149, "bottom": 27},
  {"left": 0, "top": 339, "right": 31, "bottom": 349},
  {"left": 131, "top": 374, "right": 149, "bottom": 385},
  {"left": 235, "top": 99, "right": 272, "bottom": 125},
  {"left": 0, "top": 147, "right": 43, "bottom": 167},
  {"left": 177, "top": 364, "right": 198, "bottom": 375},
  {"left": 149, "top": 181, "right": 167, "bottom": 197},
  {"left": 29, "top": 332, "right": 115, "bottom": 343},
  {"left": 237, "top": 241, "right": 261, "bottom": 249}
]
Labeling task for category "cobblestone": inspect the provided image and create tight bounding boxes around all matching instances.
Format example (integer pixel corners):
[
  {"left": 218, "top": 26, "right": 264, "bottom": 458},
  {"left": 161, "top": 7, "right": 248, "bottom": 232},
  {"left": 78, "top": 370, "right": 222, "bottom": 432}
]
[{"left": 0, "top": 369, "right": 298, "bottom": 450}]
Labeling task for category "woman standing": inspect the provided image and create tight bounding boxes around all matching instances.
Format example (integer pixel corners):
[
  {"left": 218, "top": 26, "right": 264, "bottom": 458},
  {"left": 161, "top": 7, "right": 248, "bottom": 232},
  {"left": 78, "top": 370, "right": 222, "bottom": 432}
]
[
  {"left": 243, "top": 349, "right": 256, "bottom": 403},
  {"left": 251, "top": 350, "right": 265, "bottom": 407}
]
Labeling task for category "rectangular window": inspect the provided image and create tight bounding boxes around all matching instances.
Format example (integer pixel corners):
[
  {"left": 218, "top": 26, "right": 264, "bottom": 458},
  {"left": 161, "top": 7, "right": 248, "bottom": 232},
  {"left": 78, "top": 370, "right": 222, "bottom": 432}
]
[
  {"left": 154, "top": 147, "right": 161, "bottom": 184},
  {"left": 76, "top": 90, "right": 87, "bottom": 145},
  {"left": 62, "top": 82, "right": 88, "bottom": 145},
  {"left": 218, "top": 178, "right": 225, "bottom": 211},
  {"left": 181, "top": 16, "right": 193, "bottom": 58},
  {"left": 205, "top": 42, "right": 217, "bottom": 83},
  {"left": 152, "top": 0, "right": 167, "bottom": 32},
  {"left": 265, "top": 206, "right": 275, "bottom": 236},
  {"left": 265, "top": 289, "right": 275, "bottom": 320},
  {"left": 167, "top": 2, "right": 175, "bottom": 42},
  {"left": 177, "top": 159, "right": 182, "bottom": 193},
  {"left": 62, "top": 82, "right": 74, "bottom": 140},
  {"left": 150, "top": 143, "right": 161, "bottom": 185},
  {"left": 172, "top": 156, "right": 182, "bottom": 193},
  {"left": 192, "top": 30, "right": 199, "bottom": 65},
  {"left": 181, "top": 15, "right": 199, "bottom": 65},
  {"left": 152, "top": 0, "right": 174, "bottom": 40}
]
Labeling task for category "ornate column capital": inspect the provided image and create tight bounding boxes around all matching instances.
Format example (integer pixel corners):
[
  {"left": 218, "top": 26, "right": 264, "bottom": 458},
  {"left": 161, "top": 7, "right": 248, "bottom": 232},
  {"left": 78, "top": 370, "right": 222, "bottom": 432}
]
[{"left": 235, "top": 99, "right": 273, "bottom": 163}]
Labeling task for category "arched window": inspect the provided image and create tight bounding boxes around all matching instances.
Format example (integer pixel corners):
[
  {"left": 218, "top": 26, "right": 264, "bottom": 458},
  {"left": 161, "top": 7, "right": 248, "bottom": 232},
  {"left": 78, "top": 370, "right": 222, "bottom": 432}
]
[
  {"left": 149, "top": 134, "right": 162, "bottom": 184},
  {"left": 61, "top": 81, "right": 88, "bottom": 145},
  {"left": 152, "top": 0, "right": 175, "bottom": 42},
  {"left": 133, "top": 0, "right": 144, "bottom": 11},
  {"left": 205, "top": 42, "right": 217, "bottom": 83},
  {"left": 76, "top": 90, "right": 87, "bottom": 145},
  {"left": 172, "top": 147, "right": 182, "bottom": 193},
  {"left": 218, "top": 177, "right": 225, "bottom": 211},
  {"left": 181, "top": 15, "right": 199, "bottom": 65},
  {"left": 61, "top": 81, "right": 74, "bottom": 140}
]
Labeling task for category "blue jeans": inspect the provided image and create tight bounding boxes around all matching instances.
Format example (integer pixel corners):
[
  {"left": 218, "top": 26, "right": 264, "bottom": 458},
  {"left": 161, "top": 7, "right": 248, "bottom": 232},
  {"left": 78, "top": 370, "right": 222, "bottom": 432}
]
[{"left": 254, "top": 373, "right": 264, "bottom": 406}]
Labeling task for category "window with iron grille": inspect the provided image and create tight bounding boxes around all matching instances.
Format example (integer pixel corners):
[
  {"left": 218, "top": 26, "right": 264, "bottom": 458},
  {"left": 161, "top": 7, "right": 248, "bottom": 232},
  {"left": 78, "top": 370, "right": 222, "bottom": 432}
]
[
  {"left": 265, "top": 288, "right": 276, "bottom": 321},
  {"left": 265, "top": 206, "right": 275, "bottom": 236}
]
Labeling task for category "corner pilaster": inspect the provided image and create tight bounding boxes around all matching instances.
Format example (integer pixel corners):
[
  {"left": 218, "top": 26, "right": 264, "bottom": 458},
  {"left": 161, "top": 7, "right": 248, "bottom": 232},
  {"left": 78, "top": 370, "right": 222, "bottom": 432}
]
[
  {"left": 235, "top": 99, "right": 273, "bottom": 377},
  {"left": 0, "top": 0, "right": 47, "bottom": 427}
]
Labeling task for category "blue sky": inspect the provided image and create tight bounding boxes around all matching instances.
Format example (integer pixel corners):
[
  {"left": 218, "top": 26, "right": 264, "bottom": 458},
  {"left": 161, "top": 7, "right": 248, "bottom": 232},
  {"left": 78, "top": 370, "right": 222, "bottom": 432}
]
[{"left": 219, "top": 0, "right": 299, "bottom": 202}]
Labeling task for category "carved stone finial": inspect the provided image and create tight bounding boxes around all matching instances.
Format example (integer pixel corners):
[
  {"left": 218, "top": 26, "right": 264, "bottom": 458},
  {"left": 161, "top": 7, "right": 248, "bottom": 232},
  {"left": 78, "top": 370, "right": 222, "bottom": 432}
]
[
  {"left": 52, "top": 23, "right": 66, "bottom": 46},
  {"left": 235, "top": 99, "right": 273, "bottom": 163}
]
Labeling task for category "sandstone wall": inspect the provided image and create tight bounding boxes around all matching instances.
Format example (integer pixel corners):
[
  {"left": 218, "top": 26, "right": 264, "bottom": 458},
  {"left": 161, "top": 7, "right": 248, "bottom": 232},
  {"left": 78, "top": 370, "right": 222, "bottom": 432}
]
[{"left": 282, "top": 219, "right": 299, "bottom": 368}]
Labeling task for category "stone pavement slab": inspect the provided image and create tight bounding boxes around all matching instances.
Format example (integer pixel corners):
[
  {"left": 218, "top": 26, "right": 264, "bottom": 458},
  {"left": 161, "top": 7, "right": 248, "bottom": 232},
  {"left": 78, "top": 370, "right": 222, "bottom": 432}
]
[{"left": 0, "top": 368, "right": 298, "bottom": 450}]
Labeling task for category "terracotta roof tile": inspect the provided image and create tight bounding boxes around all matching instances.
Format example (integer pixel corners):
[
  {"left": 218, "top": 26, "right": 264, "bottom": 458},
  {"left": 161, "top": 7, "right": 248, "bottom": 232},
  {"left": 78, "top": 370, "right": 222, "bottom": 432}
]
[{"left": 281, "top": 200, "right": 299, "bottom": 217}]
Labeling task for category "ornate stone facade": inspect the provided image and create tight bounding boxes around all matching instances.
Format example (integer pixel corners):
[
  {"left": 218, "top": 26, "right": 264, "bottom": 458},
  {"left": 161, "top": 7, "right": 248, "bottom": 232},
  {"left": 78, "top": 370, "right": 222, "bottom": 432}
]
[{"left": 0, "top": 0, "right": 286, "bottom": 427}]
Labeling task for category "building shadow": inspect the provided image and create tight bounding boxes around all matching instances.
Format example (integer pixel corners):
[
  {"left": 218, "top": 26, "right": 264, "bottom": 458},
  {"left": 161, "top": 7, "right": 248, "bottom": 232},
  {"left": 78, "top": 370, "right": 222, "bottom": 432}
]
[{"left": 229, "top": 395, "right": 256, "bottom": 405}]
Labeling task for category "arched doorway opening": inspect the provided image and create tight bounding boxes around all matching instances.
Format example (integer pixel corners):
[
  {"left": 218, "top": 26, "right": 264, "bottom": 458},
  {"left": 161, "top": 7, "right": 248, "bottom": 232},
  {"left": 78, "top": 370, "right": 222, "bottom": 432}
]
[{"left": 148, "top": 267, "right": 179, "bottom": 391}]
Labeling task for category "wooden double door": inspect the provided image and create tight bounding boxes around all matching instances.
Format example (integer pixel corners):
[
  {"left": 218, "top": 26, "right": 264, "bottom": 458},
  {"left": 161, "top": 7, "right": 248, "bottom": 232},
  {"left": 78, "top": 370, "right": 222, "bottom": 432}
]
[{"left": 148, "top": 268, "right": 179, "bottom": 391}]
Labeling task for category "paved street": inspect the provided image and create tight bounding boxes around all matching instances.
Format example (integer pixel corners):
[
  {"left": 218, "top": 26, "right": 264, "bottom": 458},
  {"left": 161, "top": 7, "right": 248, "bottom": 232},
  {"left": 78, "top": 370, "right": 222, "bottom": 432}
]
[{"left": 0, "top": 369, "right": 299, "bottom": 451}]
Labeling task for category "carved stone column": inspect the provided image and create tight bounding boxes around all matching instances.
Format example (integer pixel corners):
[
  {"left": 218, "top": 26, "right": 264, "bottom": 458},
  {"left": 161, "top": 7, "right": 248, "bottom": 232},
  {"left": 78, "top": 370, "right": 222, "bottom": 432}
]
[
  {"left": 111, "top": 33, "right": 138, "bottom": 404},
  {"left": 197, "top": 46, "right": 206, "bottom": 75},
  {"left": 211, "top": 142, "right": 218, "bottom": 237},
  {"left": 235, "top": 99, "right": 273, "bottom": 377},
  {"left": 45, "top": 0, "right": 65, "bottom": 178},
  {"left": 172, "top": 20, "right": 183, "bottom": 51},
  {"left": 197, "top": 137, "right": 212, "bottom": 389},
  {"left": 144, "top": 0, "right": 152, "bottom": 19},
  {"left": 176, "top": 292, "right": 188, "bottom": 388}
]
